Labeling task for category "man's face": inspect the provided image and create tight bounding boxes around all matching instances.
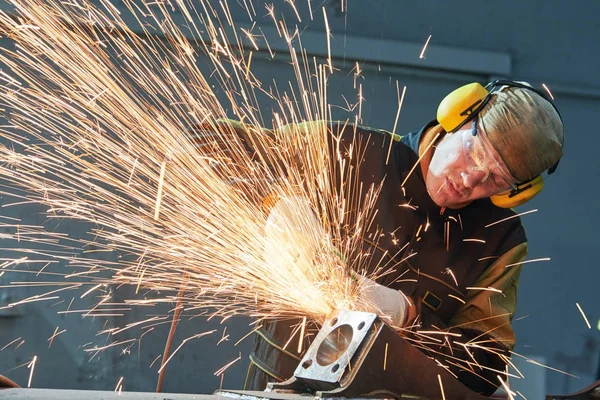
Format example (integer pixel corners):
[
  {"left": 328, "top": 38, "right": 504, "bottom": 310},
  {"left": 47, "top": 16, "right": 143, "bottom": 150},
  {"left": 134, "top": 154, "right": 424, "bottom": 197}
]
[{"left": 425, "top": 121, "right": 516, "bottom": 209}]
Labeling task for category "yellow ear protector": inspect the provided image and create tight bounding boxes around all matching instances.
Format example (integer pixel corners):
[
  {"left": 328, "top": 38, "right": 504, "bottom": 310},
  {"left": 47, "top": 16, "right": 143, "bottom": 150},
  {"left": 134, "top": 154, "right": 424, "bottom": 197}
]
[{"left": 436, "top": 80, "right": 563, "bottom": 208}]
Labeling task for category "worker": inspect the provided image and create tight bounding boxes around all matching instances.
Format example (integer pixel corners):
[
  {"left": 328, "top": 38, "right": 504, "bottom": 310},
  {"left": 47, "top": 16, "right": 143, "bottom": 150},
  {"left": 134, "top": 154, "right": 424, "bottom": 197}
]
[{"left": 195, "top": 80, "right": 564, "bottom": 396}]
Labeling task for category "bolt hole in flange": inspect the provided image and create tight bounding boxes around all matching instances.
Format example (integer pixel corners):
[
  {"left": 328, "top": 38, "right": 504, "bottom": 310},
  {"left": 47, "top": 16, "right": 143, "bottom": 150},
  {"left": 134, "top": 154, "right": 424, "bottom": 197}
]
[
  {"left": 316, "top": 324, "right": 354, "bottom": 367},
  {"left": 302, "top": 359, "right": 313, "bottom": 369},
  {"left": 357, "top": 321, "right": 365, "bottom": 330}
]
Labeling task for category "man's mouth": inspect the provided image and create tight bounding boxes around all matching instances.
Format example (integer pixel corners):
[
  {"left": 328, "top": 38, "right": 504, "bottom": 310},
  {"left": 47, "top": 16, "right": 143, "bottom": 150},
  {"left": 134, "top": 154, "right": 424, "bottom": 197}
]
[{"left": 445, "top": 178, "right": 463, "bottom": 197}]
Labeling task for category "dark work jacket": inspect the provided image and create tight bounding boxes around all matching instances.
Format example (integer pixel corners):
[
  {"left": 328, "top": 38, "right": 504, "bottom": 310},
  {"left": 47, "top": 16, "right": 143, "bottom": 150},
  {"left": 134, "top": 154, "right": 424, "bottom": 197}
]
[{"left": 243, "top": 121, "right": 527, "bottom": 396}]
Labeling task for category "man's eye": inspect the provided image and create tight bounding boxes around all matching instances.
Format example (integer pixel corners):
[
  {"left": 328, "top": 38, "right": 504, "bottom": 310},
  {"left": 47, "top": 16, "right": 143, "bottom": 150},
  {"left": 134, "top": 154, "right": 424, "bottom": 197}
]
[{"left": 490, "top": 174, "right": 505, "bottom": 187}]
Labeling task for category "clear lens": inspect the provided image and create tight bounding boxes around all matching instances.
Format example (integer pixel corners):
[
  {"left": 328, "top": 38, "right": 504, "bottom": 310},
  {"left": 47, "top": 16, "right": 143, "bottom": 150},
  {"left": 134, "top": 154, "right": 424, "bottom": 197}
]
[
  {"left": 462, "top": 133, "right": 490, "bottom": 177},
  {"left": 460, "top": 125, "right": 517, "bottom": 192}
]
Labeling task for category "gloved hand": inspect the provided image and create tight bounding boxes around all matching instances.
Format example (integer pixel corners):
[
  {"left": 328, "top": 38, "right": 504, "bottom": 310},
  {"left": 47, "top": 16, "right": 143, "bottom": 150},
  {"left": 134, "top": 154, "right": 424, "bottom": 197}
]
[{"left": 356, "top": 274, "right": 414, "bottom": 328}]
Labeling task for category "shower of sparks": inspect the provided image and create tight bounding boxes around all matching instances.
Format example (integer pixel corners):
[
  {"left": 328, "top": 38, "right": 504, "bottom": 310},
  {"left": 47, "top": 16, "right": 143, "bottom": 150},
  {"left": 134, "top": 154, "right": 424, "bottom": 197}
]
[
  {"left": 542, "top": 83, "right": 555, "bottom": 100},
  {"left": 0, "top": 0, "right": 389, "bottom": 329},
  {"left": 419, "top": 34, "right": 432, "bottom": 59},
  {"left": 575, "top": 303, "right": 591, "bottom": 329},
  {"left": 27, "top": 355, "right": 37, "bottom": 388}
]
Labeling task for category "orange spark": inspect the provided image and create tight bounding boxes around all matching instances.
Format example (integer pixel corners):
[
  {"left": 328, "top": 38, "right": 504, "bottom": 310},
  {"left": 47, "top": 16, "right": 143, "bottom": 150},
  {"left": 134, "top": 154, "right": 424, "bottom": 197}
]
[
  {"left": 1, "top": 337, "right": 22, "bottom": 351},
  {"left": 576, "top": 302, "right": 591, "bottom": 329},
  {"left": 463, "top": 238, "right": 485, "bottom": 243},
  {"left": 157, "top": 330, "right": 216, "bottom": 374},
  {"left": 383, "top": 342, "right": 388, "bottom": 371},
  {"left": 448, "top": 294, "right": 466, "bottom": 304},
  {"left": 466, "top": 286, "right": 505, "bottom": 296},
  {"left": 285, "top": 0, "right": 302, "bottom": 22},
  {"left": 47, "top": 327, "right": 66, "bottom": 348},
  {"left": 149, "top": 354, "right": 162, "bottom": 369},
  {"left": 486, "top": 209, "right": 538, "bottom": 228},
  {"left": 27, "top": 355, "right": 37, "bottom": 388},
  {"left": 387, "top": 83, "right": 407, "bottom": 165},
  {"left": 497, "top": 375, "right": 515, "bottom": 400},
  {"left": 444, "top": 268, "right": 458, "bottom": 286},
  {"left": 114, "top": 376, "right": 123, "bottom": 392},
  {"left": 419, "top": 34, "right": 432, "bottom": 59},
  {"left": 154, "top": 159, "right": 167, "bottom": 220},
  {"left": 504, "top": 257, "right": 551, "bottom": 268},
  {"left": 214, "top": 352, "right": 242, "bottom": 376},
  {"left": 437, "top": 374, "right": 446, "bottom": 400},
  {"left": 322, "top": 7, "right": 333, "bottom": 73},
  {"left": 297, "top": 316, "right": 307, "bottom": 353},
  {"left": 542, "top": 83, "right": 555, "bottom": 100}
]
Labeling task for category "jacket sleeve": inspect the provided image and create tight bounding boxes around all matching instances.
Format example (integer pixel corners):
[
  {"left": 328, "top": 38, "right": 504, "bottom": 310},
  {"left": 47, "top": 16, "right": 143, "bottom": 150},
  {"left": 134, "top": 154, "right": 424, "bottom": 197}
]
[{"left": 413, "top": 242, "right": 527, "bottom": 396}]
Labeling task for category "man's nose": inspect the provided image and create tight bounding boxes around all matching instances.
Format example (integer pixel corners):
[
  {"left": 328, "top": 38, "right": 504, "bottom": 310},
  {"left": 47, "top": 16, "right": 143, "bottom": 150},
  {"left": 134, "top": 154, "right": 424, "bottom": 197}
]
[{"left": 461, "top": 169, "right": 488, "bottom": 189}]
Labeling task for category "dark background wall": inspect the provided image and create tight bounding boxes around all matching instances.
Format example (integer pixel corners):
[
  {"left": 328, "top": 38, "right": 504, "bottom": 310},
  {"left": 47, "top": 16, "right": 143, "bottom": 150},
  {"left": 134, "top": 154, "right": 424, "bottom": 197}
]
[{"left": 0, "top": 0, "right": 598, "bottom": 398}]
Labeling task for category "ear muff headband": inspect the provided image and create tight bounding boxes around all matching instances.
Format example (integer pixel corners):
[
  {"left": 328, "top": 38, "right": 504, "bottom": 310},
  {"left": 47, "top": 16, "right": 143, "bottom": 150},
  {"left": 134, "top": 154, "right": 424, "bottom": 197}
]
[{"left": 436, "top": 80, "right": 563, "bottom": 208}]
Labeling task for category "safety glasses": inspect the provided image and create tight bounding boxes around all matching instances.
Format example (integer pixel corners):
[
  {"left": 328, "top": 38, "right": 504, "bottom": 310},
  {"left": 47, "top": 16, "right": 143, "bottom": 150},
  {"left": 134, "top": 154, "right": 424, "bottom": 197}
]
[{"left": 459, "top": 120, "right": 518, "bottom": 193}]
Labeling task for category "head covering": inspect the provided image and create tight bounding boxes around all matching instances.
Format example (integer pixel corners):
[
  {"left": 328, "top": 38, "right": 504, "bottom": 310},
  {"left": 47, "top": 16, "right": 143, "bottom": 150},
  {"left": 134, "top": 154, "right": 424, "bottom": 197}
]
[{"left": 479, "top": 84, "right": 564, "bottom": 182}]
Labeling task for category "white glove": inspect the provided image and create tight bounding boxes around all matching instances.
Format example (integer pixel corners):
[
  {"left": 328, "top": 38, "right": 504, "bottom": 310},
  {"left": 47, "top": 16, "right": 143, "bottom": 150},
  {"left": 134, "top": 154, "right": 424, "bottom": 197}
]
[{"left": 357, "top": 275, "right": 411, "bottom": 327}]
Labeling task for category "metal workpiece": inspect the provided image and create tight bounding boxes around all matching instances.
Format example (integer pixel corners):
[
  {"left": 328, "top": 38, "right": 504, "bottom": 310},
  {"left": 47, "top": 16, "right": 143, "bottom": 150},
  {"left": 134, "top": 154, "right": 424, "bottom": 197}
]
[
  {"left": 267, "top": 310, "right": 489, "bottom": 399},
  {"left": 293, "top": 311, "right": 378, "bottom": 392},
  {"left": 0, "top": 388, "right": 221, "bottom": 399}
]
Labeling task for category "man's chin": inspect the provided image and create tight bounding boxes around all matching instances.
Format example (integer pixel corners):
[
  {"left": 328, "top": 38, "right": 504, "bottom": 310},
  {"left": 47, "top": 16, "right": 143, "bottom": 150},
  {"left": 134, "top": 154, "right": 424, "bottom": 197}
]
[
  {"left": 446, "top": 200, "right": 472, "bottom": 209},
  {"left": 432, "top": 195, "right": 471, "bottom": 210}
]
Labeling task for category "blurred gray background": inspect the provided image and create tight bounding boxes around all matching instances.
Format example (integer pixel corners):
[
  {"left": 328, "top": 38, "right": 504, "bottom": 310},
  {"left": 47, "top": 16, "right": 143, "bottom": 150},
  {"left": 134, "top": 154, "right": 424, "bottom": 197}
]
[{"left": 0, "top": 0, "right": 598, "bottom": 398}]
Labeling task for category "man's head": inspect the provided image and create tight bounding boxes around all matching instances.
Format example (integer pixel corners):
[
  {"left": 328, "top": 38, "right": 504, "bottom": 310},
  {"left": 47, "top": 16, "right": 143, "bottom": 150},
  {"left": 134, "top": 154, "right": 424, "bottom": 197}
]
[{"left": 425, "top": 83, "right": 564, "bottom": 209}]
